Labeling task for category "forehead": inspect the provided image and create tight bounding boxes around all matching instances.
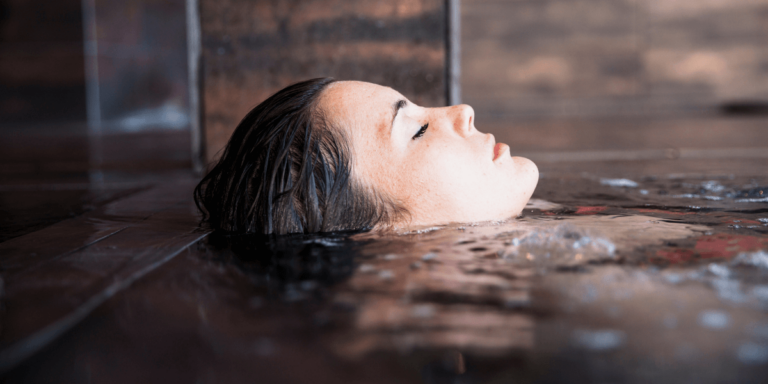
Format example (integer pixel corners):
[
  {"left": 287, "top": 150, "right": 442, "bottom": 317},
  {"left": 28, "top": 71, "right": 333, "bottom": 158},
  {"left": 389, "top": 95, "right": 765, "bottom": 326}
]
[{"left": 318, "top": 81, "right": 403, "bottom": 129}]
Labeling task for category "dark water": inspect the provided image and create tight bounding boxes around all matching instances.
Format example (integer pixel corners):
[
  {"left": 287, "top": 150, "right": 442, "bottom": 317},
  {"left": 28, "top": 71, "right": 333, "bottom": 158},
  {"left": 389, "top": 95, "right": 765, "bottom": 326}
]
[{"left": 2, "top": 169, "right": 768, "bottom": 383}]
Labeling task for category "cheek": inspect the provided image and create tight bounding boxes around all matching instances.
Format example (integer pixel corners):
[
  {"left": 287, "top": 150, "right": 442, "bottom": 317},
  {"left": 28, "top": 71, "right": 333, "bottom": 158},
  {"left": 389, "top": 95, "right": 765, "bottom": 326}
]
[{"left": 397, "top": 143, "right": 491, "bottom": 201}]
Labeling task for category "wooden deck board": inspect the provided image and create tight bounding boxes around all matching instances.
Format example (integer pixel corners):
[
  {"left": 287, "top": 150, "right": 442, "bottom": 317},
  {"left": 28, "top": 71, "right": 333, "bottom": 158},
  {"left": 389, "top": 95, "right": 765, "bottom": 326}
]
[
  {"left": 0, "top": 177, "right": 208, "bottom": 373},
  {"left": 0, "top": 180, "right": 197, "bottom": 276}
]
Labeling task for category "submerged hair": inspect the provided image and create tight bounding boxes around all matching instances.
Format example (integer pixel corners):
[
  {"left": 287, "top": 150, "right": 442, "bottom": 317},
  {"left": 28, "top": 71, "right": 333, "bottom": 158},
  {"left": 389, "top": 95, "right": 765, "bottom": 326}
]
[{"left": 194, "top": 77, "right": 406, "bottom": 235}]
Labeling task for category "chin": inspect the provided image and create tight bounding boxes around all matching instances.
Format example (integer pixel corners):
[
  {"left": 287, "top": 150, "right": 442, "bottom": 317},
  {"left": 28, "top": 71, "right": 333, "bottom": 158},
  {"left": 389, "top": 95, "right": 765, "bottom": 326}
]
[
  {"left": 514, "top": 157, "right": 539, "bottom": 194},
  {"left": 502, "top": 157, "right": 539, "bottom": 218}
]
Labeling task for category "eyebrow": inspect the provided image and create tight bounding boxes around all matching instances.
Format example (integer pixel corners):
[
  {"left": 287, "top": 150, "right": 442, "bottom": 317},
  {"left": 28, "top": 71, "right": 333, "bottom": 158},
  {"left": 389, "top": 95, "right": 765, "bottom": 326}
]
[{"left": 391, "top": 99, "right": 407, "bottom": 132}]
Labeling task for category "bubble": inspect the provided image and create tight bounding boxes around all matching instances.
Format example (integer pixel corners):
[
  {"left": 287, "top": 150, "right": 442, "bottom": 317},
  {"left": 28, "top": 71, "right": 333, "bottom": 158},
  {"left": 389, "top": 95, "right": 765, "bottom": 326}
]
[
  {"left": 707, "top": 263, "right": 731, "bottom": 278},
  {"left": 732, "top": 250, "right": 768, "bottom": 269}
]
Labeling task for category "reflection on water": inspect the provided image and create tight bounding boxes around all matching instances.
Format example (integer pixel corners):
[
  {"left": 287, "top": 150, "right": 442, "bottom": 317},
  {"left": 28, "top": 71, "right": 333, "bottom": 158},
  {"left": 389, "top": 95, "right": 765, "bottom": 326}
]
[
  {"left": 207, "top": 231, "right": 364, "bottom": 301},
  {"left": 327, "top": 210, "right": 710, "bottom": 358},
  {"left": 165, "top": 173, "right": 768, "bottom": 382},
  {"left": 6, "top": 172, "right": 768, "bottom": 382},
  {"left": 198, "top": 173, "right": 768, "bottom": 382}
]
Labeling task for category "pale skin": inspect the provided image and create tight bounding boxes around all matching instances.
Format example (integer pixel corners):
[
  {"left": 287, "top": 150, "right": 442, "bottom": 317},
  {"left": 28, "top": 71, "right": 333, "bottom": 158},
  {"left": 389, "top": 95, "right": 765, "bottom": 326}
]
[{"left": 318, "top": 81, "right": 539, "bottom": 228}]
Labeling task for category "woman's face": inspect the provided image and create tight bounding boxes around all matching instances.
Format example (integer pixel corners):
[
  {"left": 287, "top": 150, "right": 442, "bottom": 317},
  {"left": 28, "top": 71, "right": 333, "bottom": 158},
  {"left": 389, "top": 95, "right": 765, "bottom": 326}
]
[{"left": 319, "top": 81, "right": 538, "bottom": 227}]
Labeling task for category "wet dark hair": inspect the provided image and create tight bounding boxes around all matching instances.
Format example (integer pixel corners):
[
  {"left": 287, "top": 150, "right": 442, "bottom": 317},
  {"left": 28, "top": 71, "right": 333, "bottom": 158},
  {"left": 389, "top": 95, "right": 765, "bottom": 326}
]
[{"left": 194, "top": 77, "right": 406, "bottom": 235}]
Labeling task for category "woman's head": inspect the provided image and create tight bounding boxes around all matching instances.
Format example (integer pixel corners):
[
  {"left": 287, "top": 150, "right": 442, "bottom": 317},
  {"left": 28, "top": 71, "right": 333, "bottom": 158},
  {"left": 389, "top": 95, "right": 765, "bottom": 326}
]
[
  {"left": 194, "top": 78, "right": 404, "bottom": 235},
  {"left": 195, "top": 78, "right": 538, "bottom": 235}
]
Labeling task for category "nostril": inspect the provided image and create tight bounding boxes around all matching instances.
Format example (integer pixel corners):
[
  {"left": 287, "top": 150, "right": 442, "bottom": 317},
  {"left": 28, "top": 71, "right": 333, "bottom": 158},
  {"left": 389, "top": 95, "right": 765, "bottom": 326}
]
[
  {"left": 463, "top": 105, "right": 474, "bottom": 133},
  {"left": 460, "top": 104, "right": 475, "bottom": 130},
  {"left": 452, "top": 104, "right": 475, "bottom": 135}
]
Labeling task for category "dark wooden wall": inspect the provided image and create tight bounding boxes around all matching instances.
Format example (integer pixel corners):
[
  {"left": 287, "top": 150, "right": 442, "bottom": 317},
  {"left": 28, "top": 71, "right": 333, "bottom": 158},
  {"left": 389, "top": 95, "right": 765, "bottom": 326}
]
[
  {"left": 0, "top": 0, "right": 192, "bottom": 175},
  {"left": 463, "top": 0, "right": 768, "bottom": 119},
  {"left": 0, "top": 0, "right": 86, "bottom": 125},
  {"left": 199, "top": 0, "right": 447, "bottom": 162}
]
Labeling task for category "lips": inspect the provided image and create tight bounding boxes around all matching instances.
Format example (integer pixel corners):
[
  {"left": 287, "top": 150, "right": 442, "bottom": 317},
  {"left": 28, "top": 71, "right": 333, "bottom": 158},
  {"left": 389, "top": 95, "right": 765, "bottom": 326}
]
[
  {"left": 493, "top": 143, "right": 508, "bottom": 161},
  {"left": 487, "top": 133, "right": 509, "bottom": 161}
]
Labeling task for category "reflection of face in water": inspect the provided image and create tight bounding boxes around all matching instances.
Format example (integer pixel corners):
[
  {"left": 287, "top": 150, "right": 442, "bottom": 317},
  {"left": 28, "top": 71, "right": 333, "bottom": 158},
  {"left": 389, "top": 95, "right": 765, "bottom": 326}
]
[
  {"left": 208, "top": 232, "right": 365, "bottom": 299},
  {"left": 319, "top": 81, "right": 540, "bottom": 228}
]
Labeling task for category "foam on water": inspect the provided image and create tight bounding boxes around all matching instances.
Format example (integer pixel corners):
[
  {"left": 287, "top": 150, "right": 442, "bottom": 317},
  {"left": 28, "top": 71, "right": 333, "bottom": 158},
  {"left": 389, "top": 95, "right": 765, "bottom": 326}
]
[
  {"left": 732, "top": 250, "right": 768, "bottom": 269},
  {"left": 661, "top": 259, "right": 768, "bottom": 308},
  {"left": 600, "top": 178, "right": 638, "bottom": 188},
  {"left": 525, "top": 199, "right": 564, "bottom": 211},
  {"left": 672, "top": 194, "right": 723, "bottom": 201},
  {"left": 708, "top": 263, "right": 731, "bottom": 278},
  {"left": 502, "top": 223, "right": 616, "bottom": 266},
  {"left": 701, "top": 181, "right": 726, "bottom": 193},
  {"left": 736, "top": 197, "right": 768, "bottom": 203},
  {"left": 710, "top": 278, "right": 748, "bottom": 303}
]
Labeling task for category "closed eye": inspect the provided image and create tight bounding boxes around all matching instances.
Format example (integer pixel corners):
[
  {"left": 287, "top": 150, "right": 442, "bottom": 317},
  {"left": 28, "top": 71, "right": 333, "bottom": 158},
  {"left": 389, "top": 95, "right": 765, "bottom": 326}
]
[{"left": 412, "top": 123, "right": 428, "bottom": 140}]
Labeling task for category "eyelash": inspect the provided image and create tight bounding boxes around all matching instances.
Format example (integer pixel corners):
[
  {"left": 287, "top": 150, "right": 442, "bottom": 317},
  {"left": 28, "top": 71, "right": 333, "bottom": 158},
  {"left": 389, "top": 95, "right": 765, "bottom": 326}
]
[{"left": 412, "top": 123, "right": 429, "bottom": 140}]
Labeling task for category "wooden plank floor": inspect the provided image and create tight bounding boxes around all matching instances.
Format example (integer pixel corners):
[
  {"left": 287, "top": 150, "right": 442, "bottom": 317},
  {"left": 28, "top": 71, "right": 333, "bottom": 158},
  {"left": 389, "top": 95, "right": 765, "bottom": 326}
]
[{"left": 0, "top": 174, "right": 208, "bottom": 373}]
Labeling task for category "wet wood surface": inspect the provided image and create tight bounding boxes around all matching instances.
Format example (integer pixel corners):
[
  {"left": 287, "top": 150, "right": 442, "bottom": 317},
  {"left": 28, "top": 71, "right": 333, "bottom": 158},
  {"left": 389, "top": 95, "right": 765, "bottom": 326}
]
[{"left": 0, "top": 175, "right": 207, "bottom": 372}]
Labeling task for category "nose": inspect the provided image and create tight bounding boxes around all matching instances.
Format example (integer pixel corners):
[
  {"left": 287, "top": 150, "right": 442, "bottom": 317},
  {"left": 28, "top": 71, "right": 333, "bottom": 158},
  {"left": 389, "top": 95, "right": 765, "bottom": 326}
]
[{"left": 449, "top": 104, "right": 475, "bottom": 137}]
